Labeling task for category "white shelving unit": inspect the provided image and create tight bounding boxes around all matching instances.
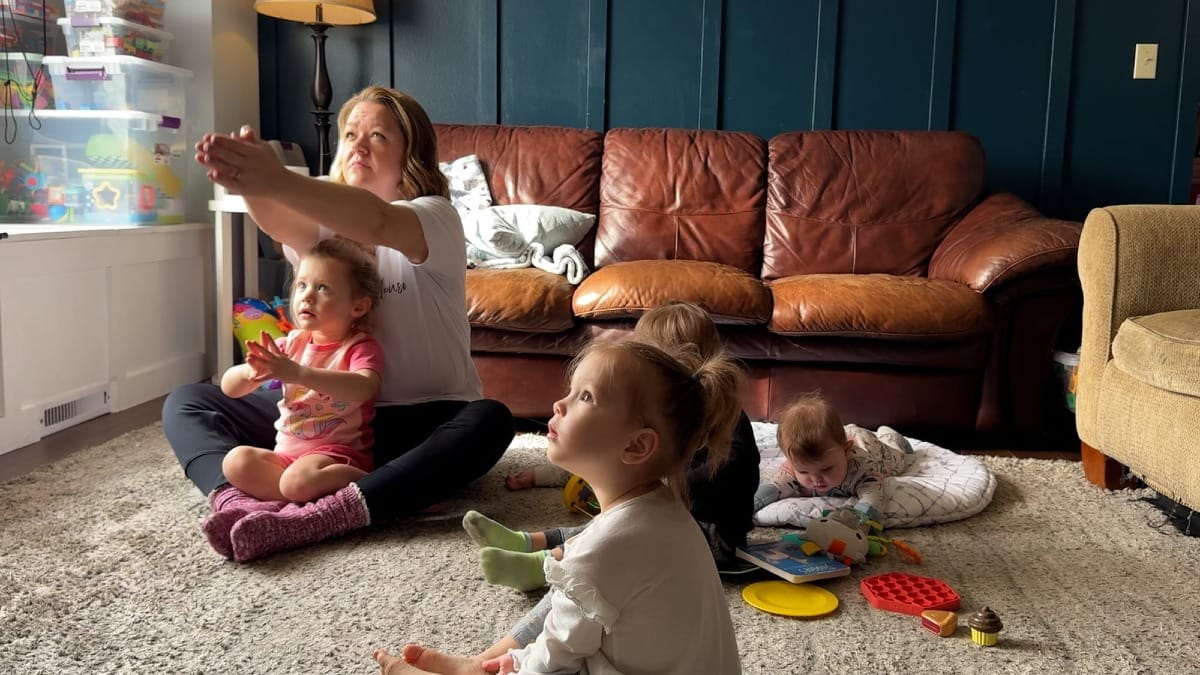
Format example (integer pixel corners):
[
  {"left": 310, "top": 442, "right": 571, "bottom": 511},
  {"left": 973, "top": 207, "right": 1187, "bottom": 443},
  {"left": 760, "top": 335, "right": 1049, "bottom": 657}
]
[
  {"left": 0, "top": 3, "right": 260, "bottom": 453},
  {"left": 0, "top": 223, "right": 212, "bottom": 454}
]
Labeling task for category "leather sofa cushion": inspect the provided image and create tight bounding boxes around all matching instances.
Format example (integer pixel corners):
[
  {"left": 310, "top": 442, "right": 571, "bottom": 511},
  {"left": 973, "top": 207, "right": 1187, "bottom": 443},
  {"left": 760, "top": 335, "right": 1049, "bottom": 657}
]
[
  {"left": 595, "top": 128, "right": 766, "bottom": 273},
  {"left": 573, "top": 260, "right": 772, "bottom": 325},
  {"left": 466, "top": 268, "right": 576, "bottom": 333},
  {"left": 763, "top": 131, "right": 985, "bottom": 281},
  {"left": 435, "top": 124, "right": 603, "bottom": 212},
  {"left": 1112, "top": 309, "right": 1200, "bottom": 398},
  {"left": 768, "top": 274, "right": 989, "bottom": 339}
]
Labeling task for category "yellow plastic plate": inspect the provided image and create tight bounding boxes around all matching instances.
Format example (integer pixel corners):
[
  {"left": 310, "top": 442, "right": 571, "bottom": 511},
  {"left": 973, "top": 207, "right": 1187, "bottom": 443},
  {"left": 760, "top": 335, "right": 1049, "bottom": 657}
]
[{"left": 741, "top": 580, "right": 839, "bottom": 618}]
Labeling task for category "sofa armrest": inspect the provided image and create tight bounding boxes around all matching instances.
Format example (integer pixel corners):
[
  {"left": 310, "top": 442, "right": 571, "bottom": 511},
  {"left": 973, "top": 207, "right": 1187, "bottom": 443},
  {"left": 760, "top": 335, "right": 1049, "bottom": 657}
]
[
  {"left": 1076, "top": 205, "right": 1200, "bottom": 441},
  {"left": 928, "top": 193, "right": 1081, "bottom": 293}
]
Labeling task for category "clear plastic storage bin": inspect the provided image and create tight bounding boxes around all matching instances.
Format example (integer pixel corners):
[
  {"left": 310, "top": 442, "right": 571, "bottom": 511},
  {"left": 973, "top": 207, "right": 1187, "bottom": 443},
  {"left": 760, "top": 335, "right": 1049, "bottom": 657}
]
[
  {"left": 64, "top": 0, "right": 165, "bottom": 29},
  {"left": 0, "top": 52, "right": 53, "bottom": 108},
  {"left": 1, "top": 0, "right": 63, "bottom": 20},
  {"left": 44, "top": 55, "right": 190, "bottom": 120},
  {"left": 0, "top": 2, "right": 66, "bottom": 55},
  {"left": 0, "top": 110, "right": 186, "bottom": 224},
  {"left": 1052, "top": 350, "right": 1081, "bottom": 413},
  {"left": 57, "top": 16, "right": 171, "bottom": 62}
]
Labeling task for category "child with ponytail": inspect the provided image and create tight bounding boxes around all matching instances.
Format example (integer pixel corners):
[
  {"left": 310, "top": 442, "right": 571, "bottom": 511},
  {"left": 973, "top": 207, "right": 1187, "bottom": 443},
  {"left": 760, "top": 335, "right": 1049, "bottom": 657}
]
[
  {"left": 374, "top": 337, "right": 745, "bottom": 674},
  {"left": 466, "top": 302, "right": 760, "bottom": 593}
]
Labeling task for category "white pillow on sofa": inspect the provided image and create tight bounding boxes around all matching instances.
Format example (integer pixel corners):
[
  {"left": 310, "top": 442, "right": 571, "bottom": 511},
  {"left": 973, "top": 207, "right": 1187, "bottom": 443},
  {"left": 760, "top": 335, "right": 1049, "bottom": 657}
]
[
  {"left": 462, "top": 204, "right": 595, "bottom": 257},
  {"left": 439, "top": 154, "right": 492, "bottom": 214}
]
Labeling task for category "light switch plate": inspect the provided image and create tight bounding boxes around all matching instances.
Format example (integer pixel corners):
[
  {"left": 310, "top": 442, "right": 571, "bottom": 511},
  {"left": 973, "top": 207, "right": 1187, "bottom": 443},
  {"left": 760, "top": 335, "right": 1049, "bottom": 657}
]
[{"left": 1134, "top": 43, "right": 1158, "bottom": 79}]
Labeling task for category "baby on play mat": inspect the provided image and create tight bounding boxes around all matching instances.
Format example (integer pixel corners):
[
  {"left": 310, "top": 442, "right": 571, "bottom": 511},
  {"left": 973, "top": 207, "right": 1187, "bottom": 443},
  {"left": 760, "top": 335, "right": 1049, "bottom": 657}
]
[{"left": 753, "top": 392, "right": 913, "bottom": 526}]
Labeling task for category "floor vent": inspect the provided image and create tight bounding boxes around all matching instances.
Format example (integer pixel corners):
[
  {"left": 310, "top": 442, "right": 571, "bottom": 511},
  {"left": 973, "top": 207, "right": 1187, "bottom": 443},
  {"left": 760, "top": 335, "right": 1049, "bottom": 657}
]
[{"left": 41, "top": 390, "right": 110, "bottom": 437}]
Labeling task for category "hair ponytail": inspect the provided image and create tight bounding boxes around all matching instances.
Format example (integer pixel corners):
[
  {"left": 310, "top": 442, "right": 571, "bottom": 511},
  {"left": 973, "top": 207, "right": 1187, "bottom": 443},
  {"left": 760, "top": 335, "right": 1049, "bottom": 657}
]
[
  {"left": 691, "top": 354, "right": 744, "bottom": 475},
  {"left": 658, "top": 351, "right": 743, "bottom": 502},
  {"left": 630, "top": 302, "right": 741, "bottom": 482}
]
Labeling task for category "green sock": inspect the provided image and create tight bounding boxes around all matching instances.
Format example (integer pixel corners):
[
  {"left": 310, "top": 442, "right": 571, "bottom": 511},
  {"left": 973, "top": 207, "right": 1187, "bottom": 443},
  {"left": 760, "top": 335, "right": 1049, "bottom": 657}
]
[
  {"left": 480, "top": 547, "right": 549, "bottom": 592},
  {"left": 463, "top": 510, "right": 532, "bottom": 552}
]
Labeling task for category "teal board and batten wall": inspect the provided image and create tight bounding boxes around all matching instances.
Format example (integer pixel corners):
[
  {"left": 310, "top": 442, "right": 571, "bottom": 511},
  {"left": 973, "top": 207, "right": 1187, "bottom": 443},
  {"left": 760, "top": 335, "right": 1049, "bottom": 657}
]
[{"left": 258, "top": 0, "right": 1200, "bottom": 221}]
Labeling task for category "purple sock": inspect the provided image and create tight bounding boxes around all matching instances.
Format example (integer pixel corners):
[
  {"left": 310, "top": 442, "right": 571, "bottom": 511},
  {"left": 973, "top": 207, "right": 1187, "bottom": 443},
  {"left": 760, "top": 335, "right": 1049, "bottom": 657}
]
[
  {"left": 201, "top": 486, "right": 287, "bottom": 559},
  {"left": 229, "top": 484, "right": 370, "bottom": 563}
]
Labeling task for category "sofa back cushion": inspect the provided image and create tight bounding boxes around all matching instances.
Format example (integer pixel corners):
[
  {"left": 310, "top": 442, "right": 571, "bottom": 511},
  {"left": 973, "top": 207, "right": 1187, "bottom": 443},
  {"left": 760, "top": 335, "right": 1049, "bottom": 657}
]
[
  {"left": 595, "top": 128, "right": 766, "bottom": 274},
  {"left": 436, "top": 124, "right": 604, "bottom": 262},
  {"left": 763, "top": 130, "right": 986, "bottom": 281}
]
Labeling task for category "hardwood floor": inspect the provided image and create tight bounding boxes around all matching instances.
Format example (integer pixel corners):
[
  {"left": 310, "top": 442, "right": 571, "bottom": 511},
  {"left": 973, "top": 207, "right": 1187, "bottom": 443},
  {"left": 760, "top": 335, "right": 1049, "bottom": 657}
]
[
  {"left": 0, "top": 396, "right": 166, "bottom": 482},
  {"left": 0, "top": 399, "right": 1078, "bottom": 483}
]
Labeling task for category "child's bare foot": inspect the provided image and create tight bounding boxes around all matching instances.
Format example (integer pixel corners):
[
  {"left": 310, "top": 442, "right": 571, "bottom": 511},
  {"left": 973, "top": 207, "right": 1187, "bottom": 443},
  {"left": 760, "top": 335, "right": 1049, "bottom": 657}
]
[
  {"left": 402, "top": 644, "right": 487, "bottom": 674},
  {"left": 504, "top": 469, "right": 535, "bottom": 491},
  {"left": 374, "top": 648, "right": 433, "bottom": 674},
  {"left": 481, "top": 653, "right": 516, "bottom": 674}
]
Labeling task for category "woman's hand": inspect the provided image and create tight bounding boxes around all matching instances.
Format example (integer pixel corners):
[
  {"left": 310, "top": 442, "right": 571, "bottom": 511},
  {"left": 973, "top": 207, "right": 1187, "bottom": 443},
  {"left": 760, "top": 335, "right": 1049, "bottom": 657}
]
[
  {"left": 243, "top": 331, "right": 301, "bottom": 383},
  {"left": 195, "top": 125, "right": 294, "bottom": 197}
]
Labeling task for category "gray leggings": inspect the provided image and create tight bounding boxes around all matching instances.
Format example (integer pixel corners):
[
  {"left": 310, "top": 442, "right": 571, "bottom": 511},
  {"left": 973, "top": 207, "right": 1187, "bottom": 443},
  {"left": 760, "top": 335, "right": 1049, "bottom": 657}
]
[
  {"left": 509, "top": 520, "right": 728, "bottom": 646},
  {"left": 509, "top": 525, "right": 586, "bottom": 645}
]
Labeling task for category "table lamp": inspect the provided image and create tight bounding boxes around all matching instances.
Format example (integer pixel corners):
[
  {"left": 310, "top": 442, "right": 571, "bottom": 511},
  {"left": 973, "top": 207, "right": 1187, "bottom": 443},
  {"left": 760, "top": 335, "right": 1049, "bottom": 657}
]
[{"left": 254, "top": 0, "right": 377, "bottom": 176}]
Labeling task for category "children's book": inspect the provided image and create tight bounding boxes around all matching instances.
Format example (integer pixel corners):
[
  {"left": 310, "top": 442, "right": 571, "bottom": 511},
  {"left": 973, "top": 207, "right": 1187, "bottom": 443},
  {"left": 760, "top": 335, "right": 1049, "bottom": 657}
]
[{"left": 735, "top": 539, "right": 852, "bottom": 583}]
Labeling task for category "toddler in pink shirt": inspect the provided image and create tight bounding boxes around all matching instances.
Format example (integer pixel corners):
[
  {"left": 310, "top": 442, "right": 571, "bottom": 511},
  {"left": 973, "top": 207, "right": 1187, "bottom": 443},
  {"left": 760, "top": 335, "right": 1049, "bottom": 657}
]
[{"left": 217, "top": 237, "right": 384, "bottom": 505}]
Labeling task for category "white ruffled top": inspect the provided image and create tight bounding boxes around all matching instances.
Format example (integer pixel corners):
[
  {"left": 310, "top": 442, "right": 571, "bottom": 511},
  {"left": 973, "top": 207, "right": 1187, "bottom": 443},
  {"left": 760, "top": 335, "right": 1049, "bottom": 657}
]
[{"left": 508, "top": 486, "right": 742, "bottom": 674}]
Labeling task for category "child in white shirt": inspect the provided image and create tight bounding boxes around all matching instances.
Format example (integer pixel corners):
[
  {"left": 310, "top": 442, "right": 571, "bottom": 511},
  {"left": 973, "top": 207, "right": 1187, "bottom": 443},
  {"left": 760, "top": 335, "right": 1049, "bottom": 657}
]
[{"left": 373, "top": 339, "right": 745, "bottom": 674}]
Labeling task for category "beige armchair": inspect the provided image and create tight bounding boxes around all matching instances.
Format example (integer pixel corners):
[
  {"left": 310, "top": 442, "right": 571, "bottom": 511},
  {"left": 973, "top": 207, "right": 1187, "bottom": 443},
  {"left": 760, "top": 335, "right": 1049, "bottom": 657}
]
[{"left": 1076, "top": 205, "right": 1200, "bottom": 511}]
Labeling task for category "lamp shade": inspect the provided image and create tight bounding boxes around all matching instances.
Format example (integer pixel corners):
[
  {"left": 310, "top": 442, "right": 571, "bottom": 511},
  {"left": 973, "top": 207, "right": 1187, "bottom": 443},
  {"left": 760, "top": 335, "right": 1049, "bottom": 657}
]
[{"left": 254, "top": 0, "right": 376, "bottom": 26}]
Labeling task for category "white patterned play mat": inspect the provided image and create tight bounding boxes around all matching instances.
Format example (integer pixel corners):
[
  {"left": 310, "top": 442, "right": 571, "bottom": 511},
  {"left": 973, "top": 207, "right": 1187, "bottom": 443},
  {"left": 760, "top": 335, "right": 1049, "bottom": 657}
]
[{"left": 751, "top": 422, "right": 997, "bottom": 530}]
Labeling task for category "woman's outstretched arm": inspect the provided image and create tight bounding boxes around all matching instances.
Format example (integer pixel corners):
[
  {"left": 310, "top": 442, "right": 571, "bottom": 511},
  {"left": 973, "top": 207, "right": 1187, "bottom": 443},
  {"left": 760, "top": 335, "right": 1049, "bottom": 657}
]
[
  {"left": 197, "top": 127, "right": 429, "bottom": 261},
  {"left": 197, "top": 128, "right": 321, "bottom": 253}
]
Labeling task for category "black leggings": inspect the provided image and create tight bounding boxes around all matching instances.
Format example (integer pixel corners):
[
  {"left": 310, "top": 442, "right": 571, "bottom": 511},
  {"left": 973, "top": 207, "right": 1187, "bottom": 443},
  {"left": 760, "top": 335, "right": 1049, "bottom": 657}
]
[{"left": 161, "top": 383, "right": 514, "bottom": 519}]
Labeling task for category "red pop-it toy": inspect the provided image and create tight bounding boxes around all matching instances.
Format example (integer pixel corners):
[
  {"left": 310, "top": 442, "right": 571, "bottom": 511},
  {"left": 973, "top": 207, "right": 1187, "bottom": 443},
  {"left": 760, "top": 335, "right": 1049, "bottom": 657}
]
[{"left": 860, "top": 572, "right": 961, "bottom": 616}]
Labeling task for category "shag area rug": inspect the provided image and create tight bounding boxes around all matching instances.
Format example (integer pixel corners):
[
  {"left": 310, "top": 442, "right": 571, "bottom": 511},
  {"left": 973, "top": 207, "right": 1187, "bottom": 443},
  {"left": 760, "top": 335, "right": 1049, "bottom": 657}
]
[{"left": 1, "top": 424, "right": 1198, "bottom": 675}]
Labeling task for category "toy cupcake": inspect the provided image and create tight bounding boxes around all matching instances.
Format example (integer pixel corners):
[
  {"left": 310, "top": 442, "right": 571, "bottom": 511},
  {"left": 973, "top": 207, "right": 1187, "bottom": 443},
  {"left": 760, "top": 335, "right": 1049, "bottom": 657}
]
[{"left": 967, "top": 606, "right": 1004, "bottom": 646}]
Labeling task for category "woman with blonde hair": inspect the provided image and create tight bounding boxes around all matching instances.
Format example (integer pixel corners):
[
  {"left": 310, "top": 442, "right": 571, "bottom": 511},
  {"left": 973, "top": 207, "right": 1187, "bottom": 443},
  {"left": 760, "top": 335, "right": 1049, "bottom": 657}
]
[{"left": 164, "top": 86, "right": 514, "bottom": 562}]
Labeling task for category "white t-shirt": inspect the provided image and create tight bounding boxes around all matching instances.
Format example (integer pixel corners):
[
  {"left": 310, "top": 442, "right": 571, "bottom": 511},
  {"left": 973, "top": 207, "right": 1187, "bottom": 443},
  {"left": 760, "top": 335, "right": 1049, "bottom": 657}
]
[
  {"left": 510, "top": 486, "right": 742, "bottom": 675},
  {"left": 285, "top": 195, "right": 482, "bottom": 405}
]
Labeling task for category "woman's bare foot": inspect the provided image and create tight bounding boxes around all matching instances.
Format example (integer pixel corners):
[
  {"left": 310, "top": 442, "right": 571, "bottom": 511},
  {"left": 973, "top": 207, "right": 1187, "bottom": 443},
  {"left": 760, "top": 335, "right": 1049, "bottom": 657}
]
[
  {"left": 504, "top": 469, "right": 535, "bottom": 491},
  {"left": 402, "top": 644, "right": 488, "bottom": 675}
]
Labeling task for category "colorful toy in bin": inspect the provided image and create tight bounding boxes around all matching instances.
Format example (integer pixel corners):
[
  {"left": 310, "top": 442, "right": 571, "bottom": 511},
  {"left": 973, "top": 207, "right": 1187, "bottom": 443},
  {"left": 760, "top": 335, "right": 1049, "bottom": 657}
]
[
  {"left": 30, "top": 153, "right": 84, "bottom": 222},
  {"left": 1, "top": 53, "right": 53, "bottom": 109},
  {"left": 5, "top": 0, "right": 63, "bottom": 18},
  {"left": 82, "top": 131, "right": 183, "bottom": 224},
  {"left": 77, "top": 167, "right": 156, "bottom": 223},
  {"left": 0, "top": 158, "right": 45, "bottom": 221},
  {"left": 65, "top": 0, "right": 168, "bottom": 30},
  {"left": 1053, "top": 350, "right": 1081, "bottom": 412},
  {"left": 58, "top": 17, "right": 172, "bottom": 62}
]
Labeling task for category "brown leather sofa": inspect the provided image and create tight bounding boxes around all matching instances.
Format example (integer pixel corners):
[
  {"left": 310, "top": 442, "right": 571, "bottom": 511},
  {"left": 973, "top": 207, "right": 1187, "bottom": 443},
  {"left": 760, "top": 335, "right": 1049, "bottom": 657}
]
[{"left": 437, "top": 124, "right": 1083, "bottom": 436}]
